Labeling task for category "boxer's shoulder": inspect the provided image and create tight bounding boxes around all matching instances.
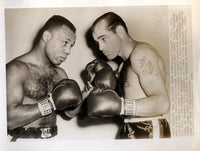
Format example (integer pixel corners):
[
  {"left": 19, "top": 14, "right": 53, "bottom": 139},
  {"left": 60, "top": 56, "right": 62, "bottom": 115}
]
[
  {"left": 131, "top": 42, "right": 158, "bottom": 59},
  {"left": 7, "top": 58, "right": 28, "bottom": 69},
  {"left": 6, "top": 59, "right": 29, "bottom": 80},
  {"left": 129, "top": 43, "right": 159, "bottom": 74}
]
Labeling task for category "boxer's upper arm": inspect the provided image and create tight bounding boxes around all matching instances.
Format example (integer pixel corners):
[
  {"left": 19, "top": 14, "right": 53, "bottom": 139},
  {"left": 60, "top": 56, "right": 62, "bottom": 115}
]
[
  {"left": 130, "top": 46, "right": 168, "bottom": 99},
  {"left": 6, "top": 62, "right": 27, "bottom": 109}
]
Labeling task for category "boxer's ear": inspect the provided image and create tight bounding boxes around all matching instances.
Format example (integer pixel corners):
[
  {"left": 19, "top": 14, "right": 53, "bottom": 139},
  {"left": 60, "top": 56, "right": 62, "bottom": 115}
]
[
  {"left": 116, "top": 25, "right": 125, "bottom": 38},
  {"left": 42, "top": 31, "right": 51, "bottom": 43}
]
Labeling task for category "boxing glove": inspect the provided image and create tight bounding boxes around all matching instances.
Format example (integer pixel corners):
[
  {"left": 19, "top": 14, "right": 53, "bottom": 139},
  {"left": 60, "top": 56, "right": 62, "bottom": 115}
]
[
  {"left": 85, "top": 59, "right": 117, "bottom": 90},
  {"left": 63, "top": 104, "right": 82, "bottom": 118},
  {"left": 87, "top": 88, "right": 122, "bottom": 118},
  {"left": 51, "top": 78, "right": 83, "bottom": 111},
  {"left": 94, "top": 59, "right": 110, "bottom": 72},
  {"left": 38, "top": 79, "right": 83, "bottom": 116},
  {"left": 94, "top": 67, "right": 117, "bottom": 90},
  {"left": 85, "top": 59, "right": 98, "bottom": 83}
]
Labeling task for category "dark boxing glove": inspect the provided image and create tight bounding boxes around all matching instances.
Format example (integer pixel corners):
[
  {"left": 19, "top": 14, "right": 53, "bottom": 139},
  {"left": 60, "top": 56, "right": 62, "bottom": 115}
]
[
  {"left": 94, "top": 67, "right": 117, "bottom": 90},
  {"left": 38, "top": 79, "right": 83, "bottom": 116},
  {"left": 52, "top": 79, "right": 83, "bottom": 110},
  {"left": 87, "top": 88, "right": 122, "bottom": 118},
  {"left": 85, "top": 59, "right": 117, "bottom": 90},
  {"left": 85, "top": 59, "right": 99, "bottom": 83}
]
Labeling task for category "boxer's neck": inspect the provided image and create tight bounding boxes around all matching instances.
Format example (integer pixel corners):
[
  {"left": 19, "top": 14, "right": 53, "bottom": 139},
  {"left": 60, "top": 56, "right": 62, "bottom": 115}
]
[
  {"left": 119, "top": 36, "right": 137, "bottom": 61},
  {"left": 28, "top": 46, "right": 52, "bottom": 68}
]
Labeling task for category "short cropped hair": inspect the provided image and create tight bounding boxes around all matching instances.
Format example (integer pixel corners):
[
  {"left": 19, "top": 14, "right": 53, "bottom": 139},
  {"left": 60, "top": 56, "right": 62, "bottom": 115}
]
[
  {"left": 43, "top": 15, "right": 76, "bottom": 33},
  {"left": 32, "top": 15, "right": 76, "bottom": 49},
  {"left": 91, "top": 12, "right": 128, "bottom": 34}
]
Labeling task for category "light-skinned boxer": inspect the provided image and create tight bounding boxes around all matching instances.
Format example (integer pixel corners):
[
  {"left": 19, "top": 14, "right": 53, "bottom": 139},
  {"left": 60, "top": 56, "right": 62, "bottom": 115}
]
[{"left": 86, "top": 12, "right": 171, "bottom": 139}]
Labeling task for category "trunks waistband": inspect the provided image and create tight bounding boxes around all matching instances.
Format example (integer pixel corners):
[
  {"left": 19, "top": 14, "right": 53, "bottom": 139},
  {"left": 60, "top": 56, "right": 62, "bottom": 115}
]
[
  {"left": 124, "top": 116, "right": 165, "bottom": 123},
  {"left": 8, "top": 126, "right": 57, "bottom": 141},
  {"left": 124, "top": 117, "right": 167, "bottom": 139}
]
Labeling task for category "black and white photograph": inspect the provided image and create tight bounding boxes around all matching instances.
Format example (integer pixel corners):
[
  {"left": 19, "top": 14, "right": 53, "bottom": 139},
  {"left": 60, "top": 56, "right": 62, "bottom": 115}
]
[{"left": 0, "top": 0, "right": 200, "bottom": 151}]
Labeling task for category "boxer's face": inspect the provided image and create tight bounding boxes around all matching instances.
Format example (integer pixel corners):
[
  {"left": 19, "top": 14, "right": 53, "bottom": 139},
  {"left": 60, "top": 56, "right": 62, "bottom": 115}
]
[
  {"left": 45, "top": 25, "right": 76, "bottom": 66},
  {"left": 92, "top": 20, "right": 122, "bottom": 60}
]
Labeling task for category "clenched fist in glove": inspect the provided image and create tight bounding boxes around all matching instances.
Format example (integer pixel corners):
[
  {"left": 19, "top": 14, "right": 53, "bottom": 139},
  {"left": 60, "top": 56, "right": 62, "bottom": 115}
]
[
  {"left": 38, "top": 78, "right": 83, "bottom": 116},
  {"left": 87, "top": 88, "right": 137, "bottom": 118},
  {"left": 87, "top": 88, "right": 122, "bottom": 118},
  {"left": 85, "top": 59, "right": 117, "bottom": 90}
]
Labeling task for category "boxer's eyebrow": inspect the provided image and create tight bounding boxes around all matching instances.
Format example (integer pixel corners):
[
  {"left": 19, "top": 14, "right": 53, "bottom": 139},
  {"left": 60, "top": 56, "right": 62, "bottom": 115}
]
[
  {"left": 65, "top": 38, "right": 71, "bottom": 42},
  {"left": 97, "top": 35, "right": 106, "bottom": 40}
]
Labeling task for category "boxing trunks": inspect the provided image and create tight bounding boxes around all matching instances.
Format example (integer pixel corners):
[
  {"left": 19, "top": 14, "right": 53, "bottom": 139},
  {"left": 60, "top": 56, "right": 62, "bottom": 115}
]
[
  {"left": 119, "top": 117, "right": 171, "bottom": 139},
  {"left": 8, "top": 126, "right": 57, "bottom": 142}
]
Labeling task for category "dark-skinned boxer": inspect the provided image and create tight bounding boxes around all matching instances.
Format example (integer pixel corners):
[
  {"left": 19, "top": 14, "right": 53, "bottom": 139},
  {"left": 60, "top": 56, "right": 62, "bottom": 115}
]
[{"left": 6, "top": 15, "right": 91, "bottom": 141}]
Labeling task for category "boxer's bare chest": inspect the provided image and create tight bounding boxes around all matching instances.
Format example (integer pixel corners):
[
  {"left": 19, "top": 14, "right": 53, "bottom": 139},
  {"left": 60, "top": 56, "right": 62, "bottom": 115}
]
[
  {"left": 118, "top": 59, "right": 146, "bottom": 99},
  {"left": 23, "top": 63, "right": 60, "bottom": 100}
]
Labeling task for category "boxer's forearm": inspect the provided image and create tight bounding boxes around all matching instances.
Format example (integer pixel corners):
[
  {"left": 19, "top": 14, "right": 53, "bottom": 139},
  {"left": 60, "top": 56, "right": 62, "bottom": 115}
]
[
  {"left": 7, "top": 104, "right": 42, "bottom": 130},
  {"left": 134, "top": 94, "right": 169, "bottom": 117}
]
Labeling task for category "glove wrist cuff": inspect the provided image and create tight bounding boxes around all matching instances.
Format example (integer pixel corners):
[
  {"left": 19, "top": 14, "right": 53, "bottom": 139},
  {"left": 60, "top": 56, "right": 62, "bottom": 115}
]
[
  {"left": 38, "top": 99, "right": 53, "bottom": 116},
  {"left": 120, "top": 98, "right": 137, "bottom": 116},
  {"left": 37, "top": 94, "right": 56, "bottom": 116}
]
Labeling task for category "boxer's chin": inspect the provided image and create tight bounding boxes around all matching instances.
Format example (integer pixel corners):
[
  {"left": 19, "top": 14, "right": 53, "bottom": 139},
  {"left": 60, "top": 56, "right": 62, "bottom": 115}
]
[
  {"left": 53, "top": 58, "right": 65, "bottom": 66},
  {"left": 106, "top": 54, "right": 116, "bottom": 60}
]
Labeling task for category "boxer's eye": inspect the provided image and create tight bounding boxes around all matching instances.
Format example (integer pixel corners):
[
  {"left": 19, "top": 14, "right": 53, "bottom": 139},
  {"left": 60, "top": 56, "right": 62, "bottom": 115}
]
[
  {"left": 99, "top": 38, "right": 106, "bottom": 44},
  {"left": 101, "top": 37, "right": 106, "bottom": 42},
  {"left": 64, "top": 41, "right": 68, "bottom": 46}
]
